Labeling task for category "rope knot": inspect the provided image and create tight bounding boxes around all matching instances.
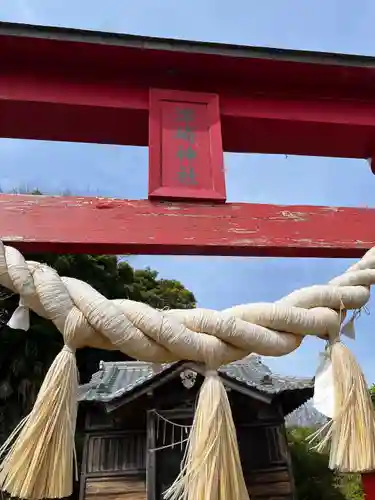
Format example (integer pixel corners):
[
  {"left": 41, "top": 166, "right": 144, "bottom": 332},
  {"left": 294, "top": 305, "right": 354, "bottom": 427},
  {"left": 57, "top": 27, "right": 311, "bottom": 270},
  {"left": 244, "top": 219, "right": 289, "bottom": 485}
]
[
  {"left": 63, "top": 307, "right": 86, "bottom": 350},
  {"left": 62, "top": 345, "right": 76, "bottom": 354},
  {"left": 328, "top": 332, "right": 341, "bottom": 346}
]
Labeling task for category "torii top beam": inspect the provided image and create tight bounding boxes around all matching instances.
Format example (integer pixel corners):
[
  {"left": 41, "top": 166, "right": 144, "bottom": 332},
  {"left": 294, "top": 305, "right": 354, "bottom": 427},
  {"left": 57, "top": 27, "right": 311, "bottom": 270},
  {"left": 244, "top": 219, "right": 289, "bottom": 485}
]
[
  {"left": 2, "top": 21, "right": 375, "bottom": 158},
  {"left": 2, "top": 22, "right": 375, "bottom": 258}
]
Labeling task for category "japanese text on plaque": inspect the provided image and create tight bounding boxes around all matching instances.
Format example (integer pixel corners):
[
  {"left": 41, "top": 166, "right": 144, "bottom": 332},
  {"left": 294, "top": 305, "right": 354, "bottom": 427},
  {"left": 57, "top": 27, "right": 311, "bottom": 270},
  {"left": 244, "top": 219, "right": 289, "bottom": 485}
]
[{"left": 175, "top": 107, "right": 197, "bottom": 185}]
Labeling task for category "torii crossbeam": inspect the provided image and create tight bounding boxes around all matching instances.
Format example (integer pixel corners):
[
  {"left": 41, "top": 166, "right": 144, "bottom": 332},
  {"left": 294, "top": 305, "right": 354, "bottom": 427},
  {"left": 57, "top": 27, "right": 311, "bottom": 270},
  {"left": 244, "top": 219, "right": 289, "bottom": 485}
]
[
  {"left": 1, "top": 23, "right": 375, "bottom": 257},
  {"left": 1, "top": 21, "right": 375, "bottom": 497}
]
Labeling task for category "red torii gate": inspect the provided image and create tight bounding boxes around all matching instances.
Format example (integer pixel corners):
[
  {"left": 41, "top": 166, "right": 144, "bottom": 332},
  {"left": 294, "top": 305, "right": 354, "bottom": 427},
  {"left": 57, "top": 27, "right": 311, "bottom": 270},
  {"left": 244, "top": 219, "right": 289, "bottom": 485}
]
[{"left": 1, "top": 21, "right": 375, "bottom": 497}]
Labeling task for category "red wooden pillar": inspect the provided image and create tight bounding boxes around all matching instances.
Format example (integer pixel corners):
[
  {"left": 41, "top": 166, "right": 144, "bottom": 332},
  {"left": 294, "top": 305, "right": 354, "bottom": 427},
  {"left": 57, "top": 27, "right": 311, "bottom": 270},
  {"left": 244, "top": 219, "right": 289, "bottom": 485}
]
[
  {"left": 148, "top": 89, "right": 226, "bottom": 201},
  {"left": 362, "top": 474, "right": 375, "bottom": 499}
]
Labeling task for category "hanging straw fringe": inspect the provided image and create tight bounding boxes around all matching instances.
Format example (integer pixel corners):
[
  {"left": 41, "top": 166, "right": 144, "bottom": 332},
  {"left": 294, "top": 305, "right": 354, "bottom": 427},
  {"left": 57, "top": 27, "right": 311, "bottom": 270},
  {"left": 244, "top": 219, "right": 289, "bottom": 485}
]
[
  {"left": 1, "top": 242, "right": 375, "bottom": 499},
  {"left": 309, "top": 342, "right": 375, "bottom": 472},
  {"left": 0, "top": 304, "right": 84, "bottom": 499},
  {"left": 164, "top": 371, "right": 249, "bottom": 500},
  {"left": 0, "top": 346, "right": 78, "bottom": 499}
]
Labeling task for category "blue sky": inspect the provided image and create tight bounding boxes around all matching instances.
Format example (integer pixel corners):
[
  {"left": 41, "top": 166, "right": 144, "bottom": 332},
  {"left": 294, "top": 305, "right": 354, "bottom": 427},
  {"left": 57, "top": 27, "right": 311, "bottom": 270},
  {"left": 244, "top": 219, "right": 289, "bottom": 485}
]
[{"left": 1, "top": 0, "right": 375, "bottom": 382}]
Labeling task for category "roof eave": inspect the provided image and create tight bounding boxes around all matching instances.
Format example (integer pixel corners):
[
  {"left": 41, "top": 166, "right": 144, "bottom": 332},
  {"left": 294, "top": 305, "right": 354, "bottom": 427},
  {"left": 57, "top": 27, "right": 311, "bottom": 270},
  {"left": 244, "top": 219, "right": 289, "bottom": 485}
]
[
  {"left": 80, "top": 360, "right": 313, "bottom": 413},
  {"left": 1, "top": 21, "right": 375, "bottom": 70}
]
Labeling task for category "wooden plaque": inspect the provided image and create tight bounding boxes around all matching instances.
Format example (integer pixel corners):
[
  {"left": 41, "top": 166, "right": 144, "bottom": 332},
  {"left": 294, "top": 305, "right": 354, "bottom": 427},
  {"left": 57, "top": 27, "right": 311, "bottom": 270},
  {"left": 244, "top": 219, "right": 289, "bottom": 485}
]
[{"left": 148, "top": 89, "right": 226, "bottom": 201}]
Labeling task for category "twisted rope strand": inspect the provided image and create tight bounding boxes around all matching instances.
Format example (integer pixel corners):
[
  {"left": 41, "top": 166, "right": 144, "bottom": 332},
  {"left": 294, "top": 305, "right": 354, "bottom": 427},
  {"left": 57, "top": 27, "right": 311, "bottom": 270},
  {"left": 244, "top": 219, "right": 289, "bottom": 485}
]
[
  {"left": 1, "top": 242, "right": 375, "bottom": 365},
  {"left": 1, "top": 241, "right": 375, "bottom": 500}
]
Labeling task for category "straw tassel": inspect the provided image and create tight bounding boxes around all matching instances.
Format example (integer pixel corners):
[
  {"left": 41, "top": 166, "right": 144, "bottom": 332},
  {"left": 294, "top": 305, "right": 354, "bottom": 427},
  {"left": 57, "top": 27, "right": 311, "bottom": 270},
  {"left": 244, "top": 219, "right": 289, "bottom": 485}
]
[
  {"left": 164, "top": 370, "right": 250, "bottom": 500},
  {"left": 311, "top": 337, "right": 375, "bottom": 472},
  {"left": 0, "top": 308, "right": 82, "bottom": 499}
]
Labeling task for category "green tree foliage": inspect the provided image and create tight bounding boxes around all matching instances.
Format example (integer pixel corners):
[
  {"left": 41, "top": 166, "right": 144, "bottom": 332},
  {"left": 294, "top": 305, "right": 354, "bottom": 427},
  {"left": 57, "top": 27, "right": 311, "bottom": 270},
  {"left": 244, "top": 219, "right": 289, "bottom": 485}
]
[
  {"left": 337, "top": 475, "right": 364, "bottom": 500},
  {"left": 0, "top": 253, "right": 196, "bottom": 438},
  {"left": 369, "top": 384, "right": 375, "bottom": 404},
  {"left": 288, "top": 427, "right": 363, "bottom": 500}
]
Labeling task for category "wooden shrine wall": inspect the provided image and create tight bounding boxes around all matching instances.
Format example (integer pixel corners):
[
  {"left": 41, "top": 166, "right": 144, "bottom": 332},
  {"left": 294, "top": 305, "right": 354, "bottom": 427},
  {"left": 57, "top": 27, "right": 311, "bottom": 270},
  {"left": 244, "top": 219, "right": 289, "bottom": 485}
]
[
  {"left": 80, "top": 382, "right": 296, "bottom": 500},
  {"left": 80, "top": 406, "right": 147, "bottom": 500},
  {"left": 81, "top": 418, "right": 295, "bottom": 500},
  {"left": 81, "top": 430, "right": 147, "bottom": 500}
]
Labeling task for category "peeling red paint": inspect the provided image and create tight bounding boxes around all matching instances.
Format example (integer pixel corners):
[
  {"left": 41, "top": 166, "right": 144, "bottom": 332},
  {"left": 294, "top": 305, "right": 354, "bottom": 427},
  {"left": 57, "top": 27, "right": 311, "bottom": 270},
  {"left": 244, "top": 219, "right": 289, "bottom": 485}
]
[{"left": 0, "top": 194, "right": 374, "bottom": 258}]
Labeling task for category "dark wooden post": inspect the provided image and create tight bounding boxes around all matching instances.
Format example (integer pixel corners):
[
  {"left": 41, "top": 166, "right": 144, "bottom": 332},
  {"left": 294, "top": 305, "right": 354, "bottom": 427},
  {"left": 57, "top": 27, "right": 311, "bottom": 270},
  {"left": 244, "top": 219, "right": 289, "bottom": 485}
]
[{"left": 146, "top": 411, "right": 157, "bottom": 500}]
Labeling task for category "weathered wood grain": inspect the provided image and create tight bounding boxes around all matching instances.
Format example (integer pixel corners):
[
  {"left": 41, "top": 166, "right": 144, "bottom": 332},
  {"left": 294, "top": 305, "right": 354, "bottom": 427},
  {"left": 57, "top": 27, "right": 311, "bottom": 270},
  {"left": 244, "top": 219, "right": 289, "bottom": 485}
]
[
  {"left": 86, "top": 433, "right": 146, "bottom": 473},
  {"left": 249, "top": 481, "right": 292, "bottom": 496},
  {"left": 247, "top": 467, "right": 293, "bottom": 499},
  {"left": 248, "top": 468, "right": 290, "bottom": 484},
  {"left": 85, "top": 477, "right": 146, "bottom": 500},
  {"left": 1, "top": 194, "right": 374, "bottom": 258}
]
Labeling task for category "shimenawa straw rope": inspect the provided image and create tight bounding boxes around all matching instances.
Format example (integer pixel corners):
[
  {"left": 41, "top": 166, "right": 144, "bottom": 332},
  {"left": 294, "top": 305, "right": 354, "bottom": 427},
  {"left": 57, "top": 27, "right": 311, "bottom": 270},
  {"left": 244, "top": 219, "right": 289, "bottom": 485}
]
[{"left": 0, "top": 241, "right": 375, "bottom": 500}]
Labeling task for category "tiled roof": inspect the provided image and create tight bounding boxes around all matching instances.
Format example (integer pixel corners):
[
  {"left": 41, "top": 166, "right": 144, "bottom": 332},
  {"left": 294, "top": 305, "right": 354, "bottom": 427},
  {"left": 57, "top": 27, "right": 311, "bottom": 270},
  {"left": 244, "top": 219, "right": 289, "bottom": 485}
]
[{"left": 78, "top": 355, "right": 314, "bottom": 404}]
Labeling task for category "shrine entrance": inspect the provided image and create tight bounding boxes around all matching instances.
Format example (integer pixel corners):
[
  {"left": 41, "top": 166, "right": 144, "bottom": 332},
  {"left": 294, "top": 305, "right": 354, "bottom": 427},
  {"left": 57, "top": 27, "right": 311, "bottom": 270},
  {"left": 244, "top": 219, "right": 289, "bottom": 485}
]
[
  {"left": 1, "top": 20, "right": 375, "bottom": 500},
  {"left": 152, "top": 412, "right": 191, "bottom": 500}
]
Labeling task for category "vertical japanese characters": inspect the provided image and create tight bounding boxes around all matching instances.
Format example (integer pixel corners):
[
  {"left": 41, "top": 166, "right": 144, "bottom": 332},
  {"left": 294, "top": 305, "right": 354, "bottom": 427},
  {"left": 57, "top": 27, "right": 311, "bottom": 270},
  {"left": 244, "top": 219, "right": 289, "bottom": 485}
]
[{"left": 175, "top": 107, "right": 197, "bottom": 185}]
